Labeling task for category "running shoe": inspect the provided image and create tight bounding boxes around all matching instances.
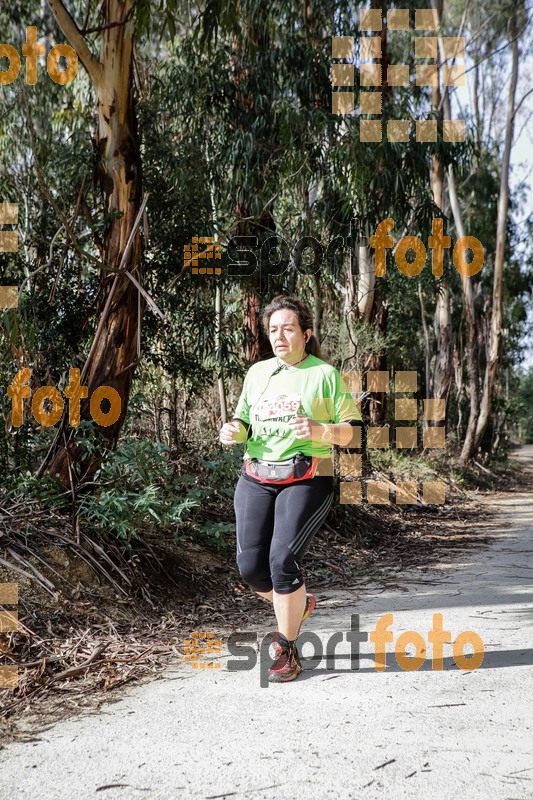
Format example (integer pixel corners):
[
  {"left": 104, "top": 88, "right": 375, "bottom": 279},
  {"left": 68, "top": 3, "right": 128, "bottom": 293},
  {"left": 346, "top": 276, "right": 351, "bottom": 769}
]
[
  {"left": 272, "top": 593, "right": 316, "bottom": 655},
  {"left": 268, "top": 642, "right": 302, "bottom": 683}
]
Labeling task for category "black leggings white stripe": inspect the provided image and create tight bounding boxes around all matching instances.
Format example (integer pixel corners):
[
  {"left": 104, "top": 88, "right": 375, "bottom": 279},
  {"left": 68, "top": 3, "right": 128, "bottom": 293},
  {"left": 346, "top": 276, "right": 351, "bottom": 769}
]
[
  {"left": 289, "top": 491, "right": 335, "bottom": 553},
  {"left": 233, "top": 469, "right": 335, "bottom": 595}
]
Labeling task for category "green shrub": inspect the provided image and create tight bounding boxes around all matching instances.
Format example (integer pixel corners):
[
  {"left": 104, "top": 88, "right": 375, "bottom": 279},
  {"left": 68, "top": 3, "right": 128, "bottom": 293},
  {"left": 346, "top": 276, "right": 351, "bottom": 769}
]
[{"left": 77, "top": 439, "right": 198, "bottom": 549}]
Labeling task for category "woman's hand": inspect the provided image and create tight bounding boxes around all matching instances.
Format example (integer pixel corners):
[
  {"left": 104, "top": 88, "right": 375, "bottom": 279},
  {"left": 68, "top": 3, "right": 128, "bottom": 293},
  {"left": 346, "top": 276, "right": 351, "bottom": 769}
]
[
  {"left": 286, "top": 414, "right": 320, "bottom": 440},
  {"left": 219, "top": 419, "right": 245, "bottom": 445}
]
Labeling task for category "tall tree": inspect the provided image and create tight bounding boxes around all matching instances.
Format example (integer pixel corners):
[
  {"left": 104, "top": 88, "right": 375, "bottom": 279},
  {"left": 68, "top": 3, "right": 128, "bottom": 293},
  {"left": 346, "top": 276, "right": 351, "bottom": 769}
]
[
  {"left": 40, "top": 0, "right": 144, "bottom": 485},
  {"left": 431, "top": 0, "right": 453, "bottom": 407},
  {"left": 474, "top": 7, "right": 522, "bottom": 452}
]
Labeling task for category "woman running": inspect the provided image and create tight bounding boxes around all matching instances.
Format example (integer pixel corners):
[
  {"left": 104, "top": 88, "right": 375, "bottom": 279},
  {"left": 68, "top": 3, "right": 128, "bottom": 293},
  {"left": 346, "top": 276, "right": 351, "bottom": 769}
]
[{"left": 219, "top": 295, "right": 360, "bottom": 682}]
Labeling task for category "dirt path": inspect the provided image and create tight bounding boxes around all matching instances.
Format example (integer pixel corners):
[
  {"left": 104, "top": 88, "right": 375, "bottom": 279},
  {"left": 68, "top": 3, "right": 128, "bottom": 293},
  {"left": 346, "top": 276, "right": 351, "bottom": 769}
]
[{"left": 1, "top": 448, "right": 532, "bottom": 800}]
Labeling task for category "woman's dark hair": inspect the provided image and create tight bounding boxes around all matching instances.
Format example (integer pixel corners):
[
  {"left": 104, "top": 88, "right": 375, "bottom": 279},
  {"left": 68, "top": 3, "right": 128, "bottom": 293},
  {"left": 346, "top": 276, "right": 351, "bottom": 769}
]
[{"left": 261, "top": 295, "right": 327, "bottom": 361}]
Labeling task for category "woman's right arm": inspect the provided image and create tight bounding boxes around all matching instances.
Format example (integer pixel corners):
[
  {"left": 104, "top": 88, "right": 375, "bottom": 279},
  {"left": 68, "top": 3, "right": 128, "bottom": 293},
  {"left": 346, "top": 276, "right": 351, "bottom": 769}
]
[{"left": 219, "top": 418, "right": 248, "bottom": 445}]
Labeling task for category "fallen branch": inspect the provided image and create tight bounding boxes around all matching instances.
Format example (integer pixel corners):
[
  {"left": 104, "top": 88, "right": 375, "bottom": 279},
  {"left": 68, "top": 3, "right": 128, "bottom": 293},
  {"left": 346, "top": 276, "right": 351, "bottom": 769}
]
[
  {"left": 43, "top": 642, "right": 111, "bottom": 683},
  {"left": 473, "top": 460, "right": 496, "bottom": 477}
]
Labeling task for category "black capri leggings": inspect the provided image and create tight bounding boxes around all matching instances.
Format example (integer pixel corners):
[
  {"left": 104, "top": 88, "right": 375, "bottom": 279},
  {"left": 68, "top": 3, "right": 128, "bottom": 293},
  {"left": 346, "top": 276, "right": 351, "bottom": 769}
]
[{"left": 233, "top": 467, "right": 335, "bottom": 595}]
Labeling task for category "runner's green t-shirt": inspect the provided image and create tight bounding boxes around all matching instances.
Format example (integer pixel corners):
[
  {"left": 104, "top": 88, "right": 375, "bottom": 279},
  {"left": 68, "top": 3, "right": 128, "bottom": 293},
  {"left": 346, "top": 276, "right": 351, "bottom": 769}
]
[{"left": 232, "top": 354, "right": 361, "bottom": 461}]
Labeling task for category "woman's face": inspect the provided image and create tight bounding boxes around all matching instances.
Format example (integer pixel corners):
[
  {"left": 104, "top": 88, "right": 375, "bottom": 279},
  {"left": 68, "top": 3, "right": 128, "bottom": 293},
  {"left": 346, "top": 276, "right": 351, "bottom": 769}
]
[{"left": 268, "top": 309, "right": 312, "bottom": 364}]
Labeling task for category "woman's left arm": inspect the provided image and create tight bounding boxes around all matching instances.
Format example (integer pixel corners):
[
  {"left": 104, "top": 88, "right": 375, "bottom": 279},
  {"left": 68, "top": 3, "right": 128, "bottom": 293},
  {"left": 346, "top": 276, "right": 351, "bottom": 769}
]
[
  {"left": 314, "top": 421, "right": 355, "bottom": 446},
  {"left": 288, "top": 416, "right": 357, "bottom": 446},
  {"left": 288, "top": 368, "right": 361, "bottom": 445}
]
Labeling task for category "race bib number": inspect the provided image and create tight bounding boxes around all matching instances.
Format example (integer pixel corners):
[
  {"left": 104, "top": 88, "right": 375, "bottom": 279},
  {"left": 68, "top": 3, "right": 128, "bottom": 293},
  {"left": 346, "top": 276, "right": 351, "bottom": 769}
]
[{"left": 255, "top": 393, "right": 301, "bottom": 420}]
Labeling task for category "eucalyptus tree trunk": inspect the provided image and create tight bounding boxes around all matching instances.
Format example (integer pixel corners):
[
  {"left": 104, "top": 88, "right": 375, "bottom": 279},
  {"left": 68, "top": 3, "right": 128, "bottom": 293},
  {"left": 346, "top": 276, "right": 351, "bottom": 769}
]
[
  {"left": 418, "top": 283, "right": 432, "bottom": 397},
  {"left": 433, "top": 6, "right": 481, "bottom": 462},
  {"left": 42, "top": 0, "right": 143, "bottom": 485},
  {"left": 313, "top": 271, "right": 323, "bottom": 341},
  {"left": 215, "top": 282, "right": 227, "bottom": 424},
  {"left": 430, "top": 0, "right": 453, "bottom": 408},
  {"left": 473, "top": 16, "right": 520, "bottom": 453},
  {"left": 449, "top": 161, "right": 481, "bottom": 464},
  {"left": 357, "top": 244, "right": 375, "bottom": 322},
  {"left": 232, "top": 22, "right": 272, "bottom": 364},
  {"left": 363, "top": 0, "right": 391, "bottom": 425}
]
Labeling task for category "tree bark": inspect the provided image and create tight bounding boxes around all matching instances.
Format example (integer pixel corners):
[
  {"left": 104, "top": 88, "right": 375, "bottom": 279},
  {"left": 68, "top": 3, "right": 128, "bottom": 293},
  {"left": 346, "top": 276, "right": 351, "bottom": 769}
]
[
  {"left": 232, "top": 21, "right": 273, "bottom": 364},
  {"left": 215, "top": 282, "right": 227, "bottom": 424},
  {"left": 432, "top": 6, "right": 481, "bottom": 463},
  {"left": 430, "top": 0, "right": 453, "bottom": 408},
  {"left": 474, "top": 17, "right": 520, "bottom": 452},
  {"left": 313, "top": 271, "right": 323, "bottom": 341},
  {"left": 367, "top": 299, "right": 388, "bottom": 424},
  {"left": 418, "top": 283, "right": 432, "bottom": 398},
  {"left": 449, "top": 161, "right": 481, "bottom": 464},
  {"left": 42, "top": 0, "right": 143, "bottom": 485},
  {"left": 357, "top": 244, "right": 375, "bottom": 323},
  {"left": 362, "top": 0, "right": 391, "bottom": 425}
]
